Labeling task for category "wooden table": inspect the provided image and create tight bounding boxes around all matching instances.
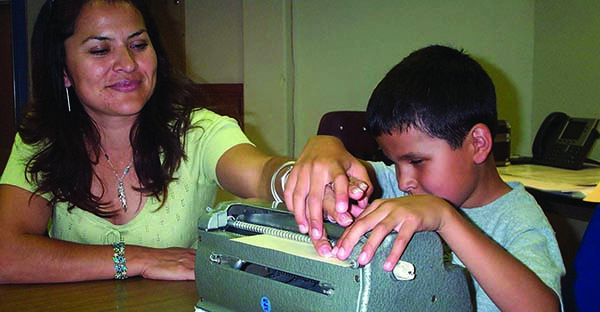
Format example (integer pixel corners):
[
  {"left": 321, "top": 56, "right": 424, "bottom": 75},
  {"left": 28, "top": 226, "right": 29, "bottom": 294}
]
[{"left": 0, "top": 277, "right": 198, "bottom": 311}]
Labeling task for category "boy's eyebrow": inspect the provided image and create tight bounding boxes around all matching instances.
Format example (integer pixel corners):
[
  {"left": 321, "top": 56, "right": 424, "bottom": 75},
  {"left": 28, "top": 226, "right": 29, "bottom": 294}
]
[
  {"left": 81, "top": 29, "right": 148, "bottom": 44},
  {"left": 398, "top": 152, "right": 424, "bottom": 160}
]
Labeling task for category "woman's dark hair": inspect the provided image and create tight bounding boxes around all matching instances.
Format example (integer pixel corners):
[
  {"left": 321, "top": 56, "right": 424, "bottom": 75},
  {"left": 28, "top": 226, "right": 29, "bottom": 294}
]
[
  {"left": 366, "top": 45, "right": 497, "bottom": 150},
  {"left": 20, "top": 0, "right": 199, "bottom": 216}
]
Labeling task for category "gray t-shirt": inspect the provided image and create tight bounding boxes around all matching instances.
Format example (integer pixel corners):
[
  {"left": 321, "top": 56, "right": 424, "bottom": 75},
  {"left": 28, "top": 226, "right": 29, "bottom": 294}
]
[{"left": 371, "top": 161, "right": 565, "bottom": 311}]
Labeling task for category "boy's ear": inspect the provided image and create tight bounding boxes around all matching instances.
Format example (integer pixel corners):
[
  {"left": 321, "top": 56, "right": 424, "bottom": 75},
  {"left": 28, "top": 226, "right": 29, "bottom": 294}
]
[
  {"left": 469, "top": 123, "right": 493, "bottom": 164},
  {"left": 63, "top": 69, "right": 72, "bottom": 87}
]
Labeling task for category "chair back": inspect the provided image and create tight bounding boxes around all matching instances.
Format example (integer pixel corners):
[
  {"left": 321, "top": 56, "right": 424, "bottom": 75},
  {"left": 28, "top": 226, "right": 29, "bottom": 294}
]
[{"left": 317, "top": 111, "right": 388, "bottom": 162}]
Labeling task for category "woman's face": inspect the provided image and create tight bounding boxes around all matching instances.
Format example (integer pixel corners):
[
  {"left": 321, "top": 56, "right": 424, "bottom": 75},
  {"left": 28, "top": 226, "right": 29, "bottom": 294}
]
[{"left": 63, "top": 1, "right": 157, "bottom": 120}]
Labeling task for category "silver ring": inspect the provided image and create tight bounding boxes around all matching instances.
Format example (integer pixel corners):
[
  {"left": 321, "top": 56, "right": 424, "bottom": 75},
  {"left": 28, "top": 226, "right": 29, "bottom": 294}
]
[{"left": 326, "top": 181, "right": 335, "bottom": 189}]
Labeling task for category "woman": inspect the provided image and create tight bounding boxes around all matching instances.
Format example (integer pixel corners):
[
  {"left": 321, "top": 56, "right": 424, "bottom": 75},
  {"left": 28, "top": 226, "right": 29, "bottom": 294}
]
[{"left": 0, "top": 0, "right": 365, "bottom": 284}]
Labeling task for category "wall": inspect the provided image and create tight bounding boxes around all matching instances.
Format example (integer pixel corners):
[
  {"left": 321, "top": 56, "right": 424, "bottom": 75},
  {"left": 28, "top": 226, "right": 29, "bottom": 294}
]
[
  {"left": 533, "top": 1, "right": 600, "bottom": 162},
  {"left": 190, "top": 0, "right": 600, "bottom": 161},
  {"left": 186, "top": 0, "right": 243, "bottom": 84},
  {"left": 23, "top": 0, "right": 547, "bottom": 159},
  {"left": 23, "top": 1, "right": 599, "bottom": 159},
  {"left": 290, "top": 0, "right": 534, "bottom": 156},
  {"left": 188, "top": 0, "right": 535, "bottom": 158},
  {"left": 186, "top": 1, "right": 293, "bottom": 156}
]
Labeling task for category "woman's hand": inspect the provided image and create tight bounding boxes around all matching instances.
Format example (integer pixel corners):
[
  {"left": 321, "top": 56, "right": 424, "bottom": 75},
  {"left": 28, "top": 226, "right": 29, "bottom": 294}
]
[
  {"left": 284, "top": 135, "right": 373, "bottom": 255},
  {"left": 133, "top": 246, "right": 196, "bottom": 280}
]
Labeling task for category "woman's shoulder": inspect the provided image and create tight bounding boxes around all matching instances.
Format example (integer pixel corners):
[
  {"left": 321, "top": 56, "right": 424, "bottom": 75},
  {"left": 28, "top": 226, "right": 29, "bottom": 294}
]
[
  {"left": 190, "top": 108, "right": 217, "bottom": 118},
  {"left": 187, "top": 108, "right": 242, "bottom": 133},
  {"left": 189, "top": 108, "right": 233, "bottom": 122},
  {"left": 8, "top": 133, "right": 46, "bottom": 158}
]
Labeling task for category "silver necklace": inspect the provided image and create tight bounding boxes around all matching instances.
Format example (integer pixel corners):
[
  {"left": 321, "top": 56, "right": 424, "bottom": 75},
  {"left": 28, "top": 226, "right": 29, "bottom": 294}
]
[{"left": 99, "top": 145, "right": 133, "bottom": 212}]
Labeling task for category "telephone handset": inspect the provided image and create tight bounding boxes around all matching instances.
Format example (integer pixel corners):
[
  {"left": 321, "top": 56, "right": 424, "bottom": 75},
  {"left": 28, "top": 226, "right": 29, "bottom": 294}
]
[{"left": 531, "top": 112, "right": 599, "bottom": 170}]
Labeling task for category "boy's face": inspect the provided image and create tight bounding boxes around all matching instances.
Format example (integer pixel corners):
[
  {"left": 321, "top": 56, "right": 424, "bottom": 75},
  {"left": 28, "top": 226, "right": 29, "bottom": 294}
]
[{"left": 376, "top": 127, "right": 478, "bottom": 208}]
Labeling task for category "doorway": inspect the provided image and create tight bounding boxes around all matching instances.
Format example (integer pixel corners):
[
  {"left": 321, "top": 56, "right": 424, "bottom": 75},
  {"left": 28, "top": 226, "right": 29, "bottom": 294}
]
[{"left": 0, "top": 2, "right": 16, "bottom": 170}]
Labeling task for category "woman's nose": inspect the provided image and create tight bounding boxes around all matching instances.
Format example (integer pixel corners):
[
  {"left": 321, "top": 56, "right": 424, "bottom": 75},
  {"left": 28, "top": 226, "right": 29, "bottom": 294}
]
[{"left": 113, "top": 48, "right": 137, "bottom": 72}]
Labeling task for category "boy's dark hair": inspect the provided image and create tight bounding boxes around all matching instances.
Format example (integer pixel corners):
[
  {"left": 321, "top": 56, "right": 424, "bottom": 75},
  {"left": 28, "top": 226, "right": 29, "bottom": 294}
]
[{"left": 366, "top": 45, "right": 497, "bottom": 149}]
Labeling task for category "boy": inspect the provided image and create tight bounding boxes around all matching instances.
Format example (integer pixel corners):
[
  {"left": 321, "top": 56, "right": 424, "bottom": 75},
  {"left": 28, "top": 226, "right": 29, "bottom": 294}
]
[{"left": 286, "top": 45, "right": 565, "bottom": 311}]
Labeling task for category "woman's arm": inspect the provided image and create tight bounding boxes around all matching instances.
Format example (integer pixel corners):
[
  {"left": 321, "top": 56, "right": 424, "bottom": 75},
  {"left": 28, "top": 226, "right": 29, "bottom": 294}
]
[
  {"left": 216, "top": 138, "right": 376, "bottom": 257},
  {"left": 0, "top": 185, "right": 195, "bottom": 284},
  {"left": 216, "top": 139, "right": 372, "bottom": 202},
  {"left": 334, "top": 195, "right": 560, "bottom": 312},
  {"left": 215, "top": 143, "right": 291, "bottom": 200},
  {"left": 216, "top": 138, "right": 373, "bottom": 214}
]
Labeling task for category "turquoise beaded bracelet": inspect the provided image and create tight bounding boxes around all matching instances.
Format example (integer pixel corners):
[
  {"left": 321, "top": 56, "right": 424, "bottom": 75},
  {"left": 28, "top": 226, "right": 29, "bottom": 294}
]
[{"left": 112, "top": 242, "right": 128, "bottom": 279}]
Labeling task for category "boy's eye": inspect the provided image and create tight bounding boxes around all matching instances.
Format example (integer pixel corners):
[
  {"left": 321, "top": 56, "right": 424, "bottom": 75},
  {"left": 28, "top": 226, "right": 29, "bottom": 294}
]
[{"left": 409, "top": 159, "right": 424, "bottom": 165}]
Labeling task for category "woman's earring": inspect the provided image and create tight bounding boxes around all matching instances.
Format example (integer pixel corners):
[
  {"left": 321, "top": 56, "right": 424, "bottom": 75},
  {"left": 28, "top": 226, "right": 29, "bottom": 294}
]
[{"left": 65, "top": 87, "right": 71, "bottom": 112}]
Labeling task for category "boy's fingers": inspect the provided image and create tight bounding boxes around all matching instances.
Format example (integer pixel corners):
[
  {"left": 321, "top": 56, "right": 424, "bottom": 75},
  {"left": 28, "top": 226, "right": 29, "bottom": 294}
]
[
  {"left": 333, "top": 219, "right": 374, "bottom": 260},
  {"left": 357, "top": 224, "right": 390, "bottom": 266},
  {"left": 383, "top": 222, "right": 416, "bottom": 271}
]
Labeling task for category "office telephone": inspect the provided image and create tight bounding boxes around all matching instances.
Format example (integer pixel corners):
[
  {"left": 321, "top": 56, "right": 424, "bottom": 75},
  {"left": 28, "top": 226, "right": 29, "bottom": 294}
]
[{"left": 531, "top": 112, "right": 599, "bottom": 170}]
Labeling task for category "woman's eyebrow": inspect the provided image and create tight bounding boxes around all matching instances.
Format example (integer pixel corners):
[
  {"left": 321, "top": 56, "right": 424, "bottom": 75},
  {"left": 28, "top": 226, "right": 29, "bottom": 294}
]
[
  {"left": 81, "top": 35, "right": 111, "bottom": 44},
  {"left": 80, "top": 29, "right": 147, "bottom": 44},
  {"left": 128, "top": 29, "right": 148, "bottom": 39}
]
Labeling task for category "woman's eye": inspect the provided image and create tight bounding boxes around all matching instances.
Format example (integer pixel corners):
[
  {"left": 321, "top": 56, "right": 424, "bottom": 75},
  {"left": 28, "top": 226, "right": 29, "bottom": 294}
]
[
  {"left": 90, "top": 48, "right": 109, "bottom": 55},
  {"left": 131, "top": 42, "right": 148, "bottom": 50},
  {"left": 409, "top": 159, "right": 423, "bottom": 165}
]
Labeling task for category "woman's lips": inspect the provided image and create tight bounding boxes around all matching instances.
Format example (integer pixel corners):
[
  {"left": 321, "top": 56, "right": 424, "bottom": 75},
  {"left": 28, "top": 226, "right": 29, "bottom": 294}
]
[{"left": 108, "top": 80, "right": 141, "bottom": 92}]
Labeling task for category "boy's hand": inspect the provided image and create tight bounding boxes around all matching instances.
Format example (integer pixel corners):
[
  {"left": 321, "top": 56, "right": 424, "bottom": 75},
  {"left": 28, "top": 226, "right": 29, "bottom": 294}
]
[
  {"left": 283, "top": 135, "right": 372, "bottom": 256},
  {"left": 332, "top": 195, "right": 452, "bottom": 271}
]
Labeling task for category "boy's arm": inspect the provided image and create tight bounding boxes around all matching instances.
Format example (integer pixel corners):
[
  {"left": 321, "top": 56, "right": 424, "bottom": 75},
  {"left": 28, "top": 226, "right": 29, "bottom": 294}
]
[
  {"left": 439, "top": 209, "right": 560, "bottom": 311},
  {"left": 333, "top": 195, "right": 560, "bottom": 311}
]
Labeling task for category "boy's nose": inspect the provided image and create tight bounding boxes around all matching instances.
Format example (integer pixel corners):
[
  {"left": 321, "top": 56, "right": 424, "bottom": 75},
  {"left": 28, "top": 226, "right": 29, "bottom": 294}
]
[{"left": 396, "top": 172, "right": 416, "bottom": 194}]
